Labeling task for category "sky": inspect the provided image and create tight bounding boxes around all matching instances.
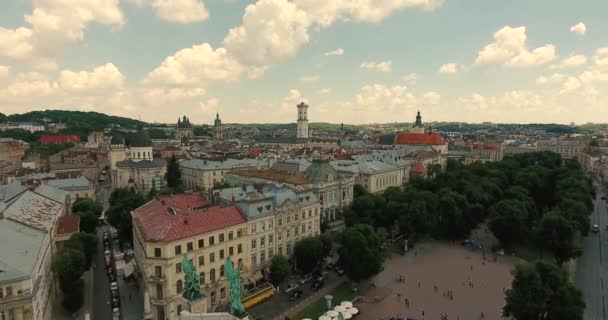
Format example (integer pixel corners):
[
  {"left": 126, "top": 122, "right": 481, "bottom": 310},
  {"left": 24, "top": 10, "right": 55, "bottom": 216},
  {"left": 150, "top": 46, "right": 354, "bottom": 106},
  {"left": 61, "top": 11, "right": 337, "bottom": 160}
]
[{"left": 0, "top": 0, "right": 607, "bottom": 125}]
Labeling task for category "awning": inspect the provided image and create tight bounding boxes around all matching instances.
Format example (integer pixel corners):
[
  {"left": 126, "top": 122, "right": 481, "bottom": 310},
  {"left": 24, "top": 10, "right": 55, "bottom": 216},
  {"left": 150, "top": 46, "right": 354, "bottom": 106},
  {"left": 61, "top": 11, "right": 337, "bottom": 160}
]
[{"left": 123, "top": 260, "right": 135, "bottom": 278}]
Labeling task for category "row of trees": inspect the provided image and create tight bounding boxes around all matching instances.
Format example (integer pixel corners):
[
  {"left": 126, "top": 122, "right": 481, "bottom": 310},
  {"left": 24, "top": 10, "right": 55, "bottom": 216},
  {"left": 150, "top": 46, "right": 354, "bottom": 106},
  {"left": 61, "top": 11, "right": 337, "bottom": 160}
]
[
  {"left": 345, "top": 152, "right": 594, "bottom": 264},
  {"left": 52, "top": 199, "right": 100, "bottom": 312}
]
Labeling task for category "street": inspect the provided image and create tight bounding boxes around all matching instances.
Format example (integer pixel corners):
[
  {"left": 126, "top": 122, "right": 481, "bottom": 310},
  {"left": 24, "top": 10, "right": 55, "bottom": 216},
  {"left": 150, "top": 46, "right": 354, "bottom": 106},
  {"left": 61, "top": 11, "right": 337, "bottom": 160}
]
[
  {"left": 576, "top": 183, "right": 608, "bottom": 320},
  {"left": 92, "top": 226, "right": 113, "bottom": 320}
]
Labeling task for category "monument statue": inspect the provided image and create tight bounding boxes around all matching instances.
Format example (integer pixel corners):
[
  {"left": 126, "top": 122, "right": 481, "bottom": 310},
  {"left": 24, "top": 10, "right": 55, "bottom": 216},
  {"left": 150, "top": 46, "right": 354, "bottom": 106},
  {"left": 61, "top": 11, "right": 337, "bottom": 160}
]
[
  {"left": 224, "top": 257, "right": 246, "bottom": 317},
  {"left": 182, "top": 255, "right": 203, "bottom": 301}
]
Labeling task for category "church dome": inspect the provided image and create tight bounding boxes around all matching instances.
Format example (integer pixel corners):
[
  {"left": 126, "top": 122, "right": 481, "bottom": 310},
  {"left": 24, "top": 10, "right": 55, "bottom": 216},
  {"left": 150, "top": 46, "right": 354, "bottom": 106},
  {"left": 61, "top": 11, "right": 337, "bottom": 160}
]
[{"left": 131, "top": 127, "right": 153, "bottom": 147}]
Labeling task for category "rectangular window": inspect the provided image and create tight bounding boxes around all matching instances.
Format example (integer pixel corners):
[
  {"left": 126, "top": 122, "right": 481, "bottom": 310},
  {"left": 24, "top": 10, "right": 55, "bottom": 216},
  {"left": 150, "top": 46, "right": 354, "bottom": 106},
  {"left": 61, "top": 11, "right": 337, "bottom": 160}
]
[
  {"left": 251, "top": 239, "right": 256, "bottom": 249},
  {"left": 269, "top": 235, "right": 273, "bottom": 244},
  {"left": 269, "top": 248, "right": 274, "bottom": 259},
  {"left": 287, "top": 216, "right": 290, "bottom": 223},
  {"left": 177, "top": 304, "right": 182, "bottom": 315},
  {"left": 278, "top": 232, "right": 282, "bottom": 241},
  {"left": 238, "top": 244, "right": 243, "bottom": 254},
  {"left": 219, "top": 233, "right": 225, "bottom": 243},
  {"left": 261, "top": 222, "right": 265, "bottom": 231},
  {"left": 154, "top": 248, "right": 161, "bottom": 257},
  {"left": 221, "top": 287, "right": 226, "bottom": 299},
  {"left": 269, "top": 221, "right": 273, "bottom": 228},
  {"left": 278, "top": 246, "right": 283, "bottom": 256},
  {"left": 278, "top": 218, "right": 282, "bottom": 226},
  {"left": 261, "top": 251, "right": 266, "bottom": 263},
  {"left": 209, "top": 236, "right": 215, "bottom": 246},
  {"left": 302, "top": 212, "right": 305, "bottom": 219},
  {"left": 198, "top": 256, "right": 204, "bottom": 266},
  {"left": 309, "top": 210, "right": 312, "bottom": 218},
  {"left": 187, "top": 242, "right": 193, "bottom": 252},
  {"left": 237, "top": 228, "right": 243, "bottom": 237},
  {"left": 0, "top": 288, "right": 3, "bottom": 299},
  {"left": 176, "top": 263, "right": 182, "bottom": 273},
  {"left": 210, "top": 252, "right": 215, "bottom": 263},
  {"left": 287, "top": 230, "right": 290, "bottom": 238},
  {"left": 260, "top": 236, "right": 266, "bottom": 247},
  {"left": 251, "top": 224, "right": 257, "bottom": 234},
  {"left": 287, "top": 244, "right": 291, "bottom": 255},
  {"left": 301, "top": 225, "right": 305, "bottom": 233},
  {"left": 220, "top": 249, "right": 225, "bottom": 259},
  {"left": 198, "top": 239, "right": 204, "bottom": 248},
  {"left": 175, "top": 245, "right": 182, "bottom": 255},
  {"left": 229, "top": 247, "right": 234, "bottom": 256},
  {"left": 294, "top": 213, "right": 298, "bottom": 221},
  {"left": 251, "top": 254, "right": 257, "bottom": 265},
  {"left": 228, "top": 231, "right": 234, "bottom": 240}
]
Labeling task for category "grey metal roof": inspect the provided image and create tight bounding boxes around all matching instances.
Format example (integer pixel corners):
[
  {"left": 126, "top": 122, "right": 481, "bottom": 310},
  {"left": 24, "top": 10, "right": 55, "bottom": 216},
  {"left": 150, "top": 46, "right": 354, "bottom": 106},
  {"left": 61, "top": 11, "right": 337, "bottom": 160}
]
[
  {"left": 116, "top": 158, "right": 166, "bottom": 169},
  {"left": 110, "top": 134, "right": 125, "bottom": 145},
  {"left": 46, "top": 176, "right": 91, "bottom": 191},
  {"left": 180, "top": 158, "right": 265, "bottom": 171},
  {"left": 130, "top": 128, "right": 153, "bottom": 147},
  {"left": 3, "top": 190, "right": 64, "bottom": 231},
  {"left": 0, "top": 219, "right": 46, "bottom": 283},
  {"left": 0, "top": 181, "right": 27, "bottom": 202}
]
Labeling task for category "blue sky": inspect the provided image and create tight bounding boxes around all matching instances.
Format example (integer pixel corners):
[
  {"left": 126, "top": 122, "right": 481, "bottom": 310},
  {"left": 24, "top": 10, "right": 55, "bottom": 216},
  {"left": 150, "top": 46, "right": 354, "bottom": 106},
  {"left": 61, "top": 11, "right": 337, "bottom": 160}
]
[{"left": 0, "top": 0, "right": 607, "bottom": 124}]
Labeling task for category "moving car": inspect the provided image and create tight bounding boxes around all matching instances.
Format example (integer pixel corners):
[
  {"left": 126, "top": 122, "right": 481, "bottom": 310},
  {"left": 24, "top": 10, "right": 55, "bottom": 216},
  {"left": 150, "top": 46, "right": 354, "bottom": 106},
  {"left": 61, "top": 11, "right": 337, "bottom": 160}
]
[
  {"left": 336, "top": 268, "right": 345, "bottom": 276},
  {"left": 592, "top": 224, "right": 600, "bottom": 233},
  {"left": 299, "top": 274, "right": 312, "bottom": 285}
]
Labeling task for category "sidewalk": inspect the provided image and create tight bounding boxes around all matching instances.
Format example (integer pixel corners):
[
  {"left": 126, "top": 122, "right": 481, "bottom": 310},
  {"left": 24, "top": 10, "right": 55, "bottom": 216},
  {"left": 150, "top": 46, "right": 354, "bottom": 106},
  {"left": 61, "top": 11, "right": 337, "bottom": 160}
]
[{"left": 274, "top": 280, "right": 345, "bottom": 320}]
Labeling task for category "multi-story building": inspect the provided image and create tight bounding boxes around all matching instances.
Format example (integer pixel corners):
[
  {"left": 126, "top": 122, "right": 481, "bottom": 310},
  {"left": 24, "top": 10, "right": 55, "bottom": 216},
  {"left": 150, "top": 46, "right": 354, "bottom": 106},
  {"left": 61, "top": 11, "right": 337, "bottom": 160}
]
[
  {"left": 464, "top": 142, "right": 504, "bottom": 164},
  {"left": 132, "top": 194, "right": 249, "bottom": 320},
  {"left": 0, "top": 184, "right": 68, "bottom": 320},
  {"left": 180, "top": 159, "right": 271, "bottom": 192},
  {"left": 537, "top": 139, "right": 582, "bottom": 159},
  {"left": 304, "top": 158, "right": 354, "bottom": 221},
  {"left": 45, "top": 176, "right": 96, "bottom": 201},
  {"left": 177, "top": 116, "right": 194, "bottom": 142},
  {"left": 216, "top": 184, "right": 321, "bottom": 272},
  {"left": 331, "top": 160, "right": 403, "bottom": 194},
  {"left": 0, "top": 122, "right": 45, "bottom": 133},
  {"left": 214, "top": 113, "right": 223, "bottom": 140},
  {"left": 114, "top": 127, "right": 166, "bottom": 192},
  {"left": 0, "top": 138, "right": 25, "bottom": 171}
]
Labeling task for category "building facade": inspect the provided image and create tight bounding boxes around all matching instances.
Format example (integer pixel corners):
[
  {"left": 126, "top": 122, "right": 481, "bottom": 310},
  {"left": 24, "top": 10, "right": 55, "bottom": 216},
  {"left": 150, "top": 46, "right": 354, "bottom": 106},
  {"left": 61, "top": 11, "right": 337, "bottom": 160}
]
[
  {"left": 296, "top": 102, "right": 309, "bottom": 139},
  {"left": 0, "top": 138, "right": 25, "bottom": 171},
  {"left": 180, "top": 159, "right": 272, "bottom": 192},
  {"left": 114, "top": 127, "right": 166, "bottom": 192}
]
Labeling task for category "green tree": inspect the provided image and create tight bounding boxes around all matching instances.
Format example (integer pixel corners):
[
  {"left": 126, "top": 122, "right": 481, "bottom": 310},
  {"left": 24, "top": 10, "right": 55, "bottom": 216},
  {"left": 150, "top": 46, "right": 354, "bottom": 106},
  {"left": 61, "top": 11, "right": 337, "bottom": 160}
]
[
  {"left": 488, "top": 200, "right": 529, "bottom": 246},
  {"left": 74, "top": 210, "right": 99, "bottom": 234},
  {"left": 589, "top": 138, "right": 599, "bottom": 147},
  {"left": 319, "top": 233, "right": 333, "bottom": 257},
  {"left": 353, "top": 184, "right": 367, "bottom": 198},
  {"left": 504, "top": 261, "right": 585, "bottom": 320},
  {"left": 52, "top": 247, "right": 86, "bottom": 312},
  {"left": 293, "top": 237, "right": 324, "bottom": 273},
  {"left": 269, "top": 255, "right": 290, "bottom": 285},
  {"left": 64, "top": 232, "right": 98, "bottom": 269},
  {"left": 107, "top": 188, "right": 146, "bottom": 244},
  {"left": 72, "top": 198, "right": 103, "bottom": 216},
  {"left": 537, "top": 211, "right": 581, "bottom": 264},
  {"left": 338, "top": 224, "right": 383, "bottom": 280},
  {"left": 165, "top": 154, "right": 182, "bottom": 188}
]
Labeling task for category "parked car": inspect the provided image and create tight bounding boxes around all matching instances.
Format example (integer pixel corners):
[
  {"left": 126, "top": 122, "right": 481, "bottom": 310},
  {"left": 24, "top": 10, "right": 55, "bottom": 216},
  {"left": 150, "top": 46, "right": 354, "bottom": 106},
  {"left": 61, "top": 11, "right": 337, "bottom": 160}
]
[
  {"left": 299, "top": 274, "right": 313, "bottom": 285},
  {"left": 326, "top": 262, "right": 335, "bottom": 270},
  {"left": 285, "top": 283, "right": 300, "bottom": 293},
  {"left": 311, "top": 280, "right": 324, "bottom": 290},
  {"left": 112, "top": 307, "right": 121, "bottom": 320},
  {"left": 336, "top": 268, "right": 345, "bottom": 276},
  {"left": 289, "top": 289, "right": 304, "bottom": 301},
  {"left": 592, "top": 224, "right": 600, "bottom": 233},
  {"left": 110, "top": 282, "right": 119, "bottom": 292}
]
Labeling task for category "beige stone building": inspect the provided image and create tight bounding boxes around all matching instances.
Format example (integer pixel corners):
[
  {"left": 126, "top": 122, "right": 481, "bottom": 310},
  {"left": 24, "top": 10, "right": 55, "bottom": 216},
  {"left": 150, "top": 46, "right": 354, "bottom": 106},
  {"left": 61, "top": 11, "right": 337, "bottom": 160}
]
[
  {"left": 0, "top": 138, "right": 25, "bottom": 171},
  {"left": 180, "top": 159, "right": 271, "bottom": 192}
]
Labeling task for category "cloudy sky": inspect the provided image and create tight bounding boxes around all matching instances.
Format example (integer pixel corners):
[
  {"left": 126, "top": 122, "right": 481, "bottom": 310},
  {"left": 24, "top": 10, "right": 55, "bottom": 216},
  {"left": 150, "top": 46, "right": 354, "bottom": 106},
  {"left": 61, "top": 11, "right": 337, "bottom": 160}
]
[{"left": 1, "top": 0, "right": 607, "bottom": 125}]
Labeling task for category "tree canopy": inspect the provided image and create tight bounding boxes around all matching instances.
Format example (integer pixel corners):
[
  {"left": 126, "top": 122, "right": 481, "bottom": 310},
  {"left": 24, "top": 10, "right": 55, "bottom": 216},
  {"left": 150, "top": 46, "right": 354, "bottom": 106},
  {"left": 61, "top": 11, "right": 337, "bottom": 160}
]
[
  {"left": 338, "top": 224, "right": 384, "bottom": 280},
  {"left": 269, "top": 255, "right": 290, "bottom": 285},
  {"left": 106, "top": 188, "right": 146, "bottom": 245},
  {"left": 504, "top": 261, "right": 585, "bottom": 320},
  {"left": 165, "top": 154, "right": 182, "bottom": 189},
  {"left": 293, "top": 236, "right": 324, "bottom": 274}
]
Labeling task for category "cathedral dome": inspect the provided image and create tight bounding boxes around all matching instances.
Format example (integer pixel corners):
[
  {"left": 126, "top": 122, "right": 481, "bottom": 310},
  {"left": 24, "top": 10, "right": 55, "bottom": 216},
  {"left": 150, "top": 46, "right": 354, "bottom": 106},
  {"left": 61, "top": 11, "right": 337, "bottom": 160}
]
[{"left": 131, "top": 127, "right": 153, "bottom": 147}]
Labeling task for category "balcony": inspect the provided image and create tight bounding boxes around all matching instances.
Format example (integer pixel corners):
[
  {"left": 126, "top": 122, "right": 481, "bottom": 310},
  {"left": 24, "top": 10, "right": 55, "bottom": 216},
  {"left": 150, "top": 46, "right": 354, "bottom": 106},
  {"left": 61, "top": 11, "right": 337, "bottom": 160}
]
[
  {"left": 148, "top": 274, "right": 166, "bottom": 283},
  {"left": 150, "top": 296, "right": 167, "bottom": 305},
  {"left": 0, "top": 290, "right": 34, "bottom": 308}
]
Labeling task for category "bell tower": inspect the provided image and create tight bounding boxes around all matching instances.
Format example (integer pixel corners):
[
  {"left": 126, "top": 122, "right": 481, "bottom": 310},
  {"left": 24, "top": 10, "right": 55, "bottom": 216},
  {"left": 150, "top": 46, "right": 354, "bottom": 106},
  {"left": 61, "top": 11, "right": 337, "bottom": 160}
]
[{"left": 296, "top": 102, "right": 309, "bottom": 139}]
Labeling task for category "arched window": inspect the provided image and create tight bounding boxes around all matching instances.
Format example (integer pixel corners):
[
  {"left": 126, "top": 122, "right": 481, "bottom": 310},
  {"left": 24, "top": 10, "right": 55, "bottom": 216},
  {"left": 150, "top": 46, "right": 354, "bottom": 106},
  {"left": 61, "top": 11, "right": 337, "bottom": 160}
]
[
  {"left": 176, "top": 280, "right": 183, "bottom": 293},
  {"left": 210, "top": 268, "right": 216, "bottom": 282},
  {"left": 199, "top": 272, "right": 205, "bottom": 284}
]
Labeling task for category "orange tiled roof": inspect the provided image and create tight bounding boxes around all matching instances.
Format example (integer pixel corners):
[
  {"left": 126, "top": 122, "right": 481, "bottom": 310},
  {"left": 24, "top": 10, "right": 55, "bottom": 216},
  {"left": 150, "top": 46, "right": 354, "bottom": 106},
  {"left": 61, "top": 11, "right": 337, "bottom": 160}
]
[{"left": 395, "top": 132, "right": 445, "bottom": 145}]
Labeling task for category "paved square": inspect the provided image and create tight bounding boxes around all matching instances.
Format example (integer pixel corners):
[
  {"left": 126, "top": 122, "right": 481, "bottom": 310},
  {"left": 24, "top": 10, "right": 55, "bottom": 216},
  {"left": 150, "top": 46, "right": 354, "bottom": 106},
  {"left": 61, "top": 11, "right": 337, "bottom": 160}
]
[{"left": 356, "top": 242, "right": 521, "bottom": 320}]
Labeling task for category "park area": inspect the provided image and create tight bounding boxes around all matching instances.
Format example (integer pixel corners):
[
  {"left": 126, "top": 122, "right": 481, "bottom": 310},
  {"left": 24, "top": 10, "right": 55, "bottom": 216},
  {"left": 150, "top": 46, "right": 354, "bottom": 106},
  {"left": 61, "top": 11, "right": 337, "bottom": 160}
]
[{"left": 355, "top": 241, "right": 522, "bottom": 320}]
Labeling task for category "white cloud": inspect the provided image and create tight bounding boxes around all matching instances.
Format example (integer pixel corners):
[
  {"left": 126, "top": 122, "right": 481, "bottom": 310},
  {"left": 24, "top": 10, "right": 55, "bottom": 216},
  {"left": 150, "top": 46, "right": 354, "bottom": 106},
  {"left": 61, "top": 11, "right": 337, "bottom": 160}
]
[
  {"left": 550, "top": 54, "right": 587, "bottom": 69},
  {"left": 223, "top": 0, "right": 311, "bottom": 72},
  {"left": 422, "top": 91, "right": 441, "bottom": 105},
  {"left": 324, "top": 48, "right": 344, "bottom": 56},
  {"left": 300, "top": 75, "right": 320, "bottom": 82},
  {"left": 199, "top": 98, "right": 220, "bottom": 114},
  {"left": 132, "top": 0, "right": 209, "bottom": 23},
  {"left": 560, "top": 77, "right": 582, "bottom": 94},
  {"left": 0, "top": 0, "right": 125, "bottom": 68},
  {"left": 570, "top": 22, "right": 587, "bottom": 35},
  {"left": 318, "top": 88, "right": 331, "bottom": 94},
  {"left": 475, "top": 26, "right": 556, "bottom": 67},
  {"left": 593, "top": 48, "right": 608, "bottom": 69},
  {"left": 360, "top": 60, "right": 392, "bottom": 73},
  {"left": 294, "top": 0, "right": 444, "bottom": 27},
  {"left": 144, "top": 43, "right": 243, "bottom": 85},
  {"left": 536, "top": 73, "right": 565, "bottom": 85},
  {"left": 458, "top": 93, "right": 488, "bottom": 111},
  {"left": 355, "top": 84, "right": 413, "bottom": 112},
  {"left": 402, "top": 73, "right": 417, "bottom": 84},
  {"left": 59, "top": 63, "right": 125, "bottom": 94},
  {"left": 0, "top": 66, "right": 9, "bottom": 78},
  {"left": 144, "top": 88, "right": 206, "bottom": 105},
  {"left": 439, "top": 63, "right": 459, "bottom": 74}
]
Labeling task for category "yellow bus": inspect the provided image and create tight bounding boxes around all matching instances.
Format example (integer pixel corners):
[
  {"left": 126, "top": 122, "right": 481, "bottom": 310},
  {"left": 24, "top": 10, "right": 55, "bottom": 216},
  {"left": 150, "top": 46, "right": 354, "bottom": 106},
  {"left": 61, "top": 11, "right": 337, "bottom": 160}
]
[{"left": 242, "top": 283, "right": 276, "bottom": 309}]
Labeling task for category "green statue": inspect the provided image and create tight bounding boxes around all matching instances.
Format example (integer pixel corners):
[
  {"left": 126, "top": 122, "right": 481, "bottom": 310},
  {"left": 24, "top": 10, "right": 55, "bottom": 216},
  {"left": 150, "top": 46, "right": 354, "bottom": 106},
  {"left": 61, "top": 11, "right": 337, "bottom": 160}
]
[
  {"left": 182, "top": 255, "right": 203, "bottom": 301},
  {"left": 224, "top": 257, "right": 246, "bottom": 317}
]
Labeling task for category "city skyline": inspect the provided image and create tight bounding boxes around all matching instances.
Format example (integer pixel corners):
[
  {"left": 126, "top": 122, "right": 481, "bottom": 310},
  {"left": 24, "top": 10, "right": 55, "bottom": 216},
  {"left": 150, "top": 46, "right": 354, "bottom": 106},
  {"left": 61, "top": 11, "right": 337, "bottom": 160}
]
[{"left": 1, "top": 0, "right": 607, "bottom": 124}]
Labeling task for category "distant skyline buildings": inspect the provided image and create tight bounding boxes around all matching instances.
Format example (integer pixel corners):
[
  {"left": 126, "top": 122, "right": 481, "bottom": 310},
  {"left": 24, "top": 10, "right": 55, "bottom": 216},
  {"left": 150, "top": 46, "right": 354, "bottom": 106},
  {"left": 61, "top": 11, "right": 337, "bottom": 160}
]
[{"left": 0, "top": 0, "right": 607, "bottom": 124}]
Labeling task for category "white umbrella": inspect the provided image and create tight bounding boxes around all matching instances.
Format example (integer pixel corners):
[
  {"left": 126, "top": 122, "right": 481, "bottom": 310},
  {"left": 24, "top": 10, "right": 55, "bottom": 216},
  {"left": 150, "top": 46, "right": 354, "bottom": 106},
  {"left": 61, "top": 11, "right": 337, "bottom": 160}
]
[
  {"left": 326, "top": 310, "right": 339, "bottom": 318},
  {"left": 302, "top": 318, "right": 313, "bottom": 320},
  {"left": 334, "top": 306, "right": 346, "bottom": 313},
  {"left": 340, "top": 301, "right": 353, "bottom": 308},
  {"left": 347, "top": 308, "right": 359, "bottom": 315},
  {"left": 342, "top": 312, "right": 353, "bottom": 319},
  {"left": 332, "top": 318, "right": 338, "bottom": 320},
  {"left": 319, "top": 316, "right": 332, "bottom": 320}
]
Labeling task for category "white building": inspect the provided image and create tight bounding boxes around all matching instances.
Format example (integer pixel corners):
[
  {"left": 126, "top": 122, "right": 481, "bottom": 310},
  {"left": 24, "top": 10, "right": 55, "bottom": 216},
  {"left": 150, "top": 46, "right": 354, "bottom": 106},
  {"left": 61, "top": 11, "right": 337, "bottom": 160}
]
[{"left": 296, "top": 102, "right": 309, "bottom": 139}]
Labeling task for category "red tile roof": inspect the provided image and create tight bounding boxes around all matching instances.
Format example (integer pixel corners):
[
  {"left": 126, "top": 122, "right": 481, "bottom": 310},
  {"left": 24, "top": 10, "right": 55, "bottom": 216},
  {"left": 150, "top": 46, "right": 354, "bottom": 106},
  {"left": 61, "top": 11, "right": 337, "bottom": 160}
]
[
  {"left": 395, "top": 132, "right": 445, "bottom": 145},
  {"left": 132, "top": 194, "right": 247, "bottom": 242},
  {"left": 56, "top": 215, "right": 80, "bottom": 235},
  {"left": 40, "top": 135, "right": 81, "bottom": 143},
  {"left": 410, "top": 161, "right": 426, "bottom": 175},
  {"left": 250, "top": 147, "right": 262, "bottom": 157}
]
